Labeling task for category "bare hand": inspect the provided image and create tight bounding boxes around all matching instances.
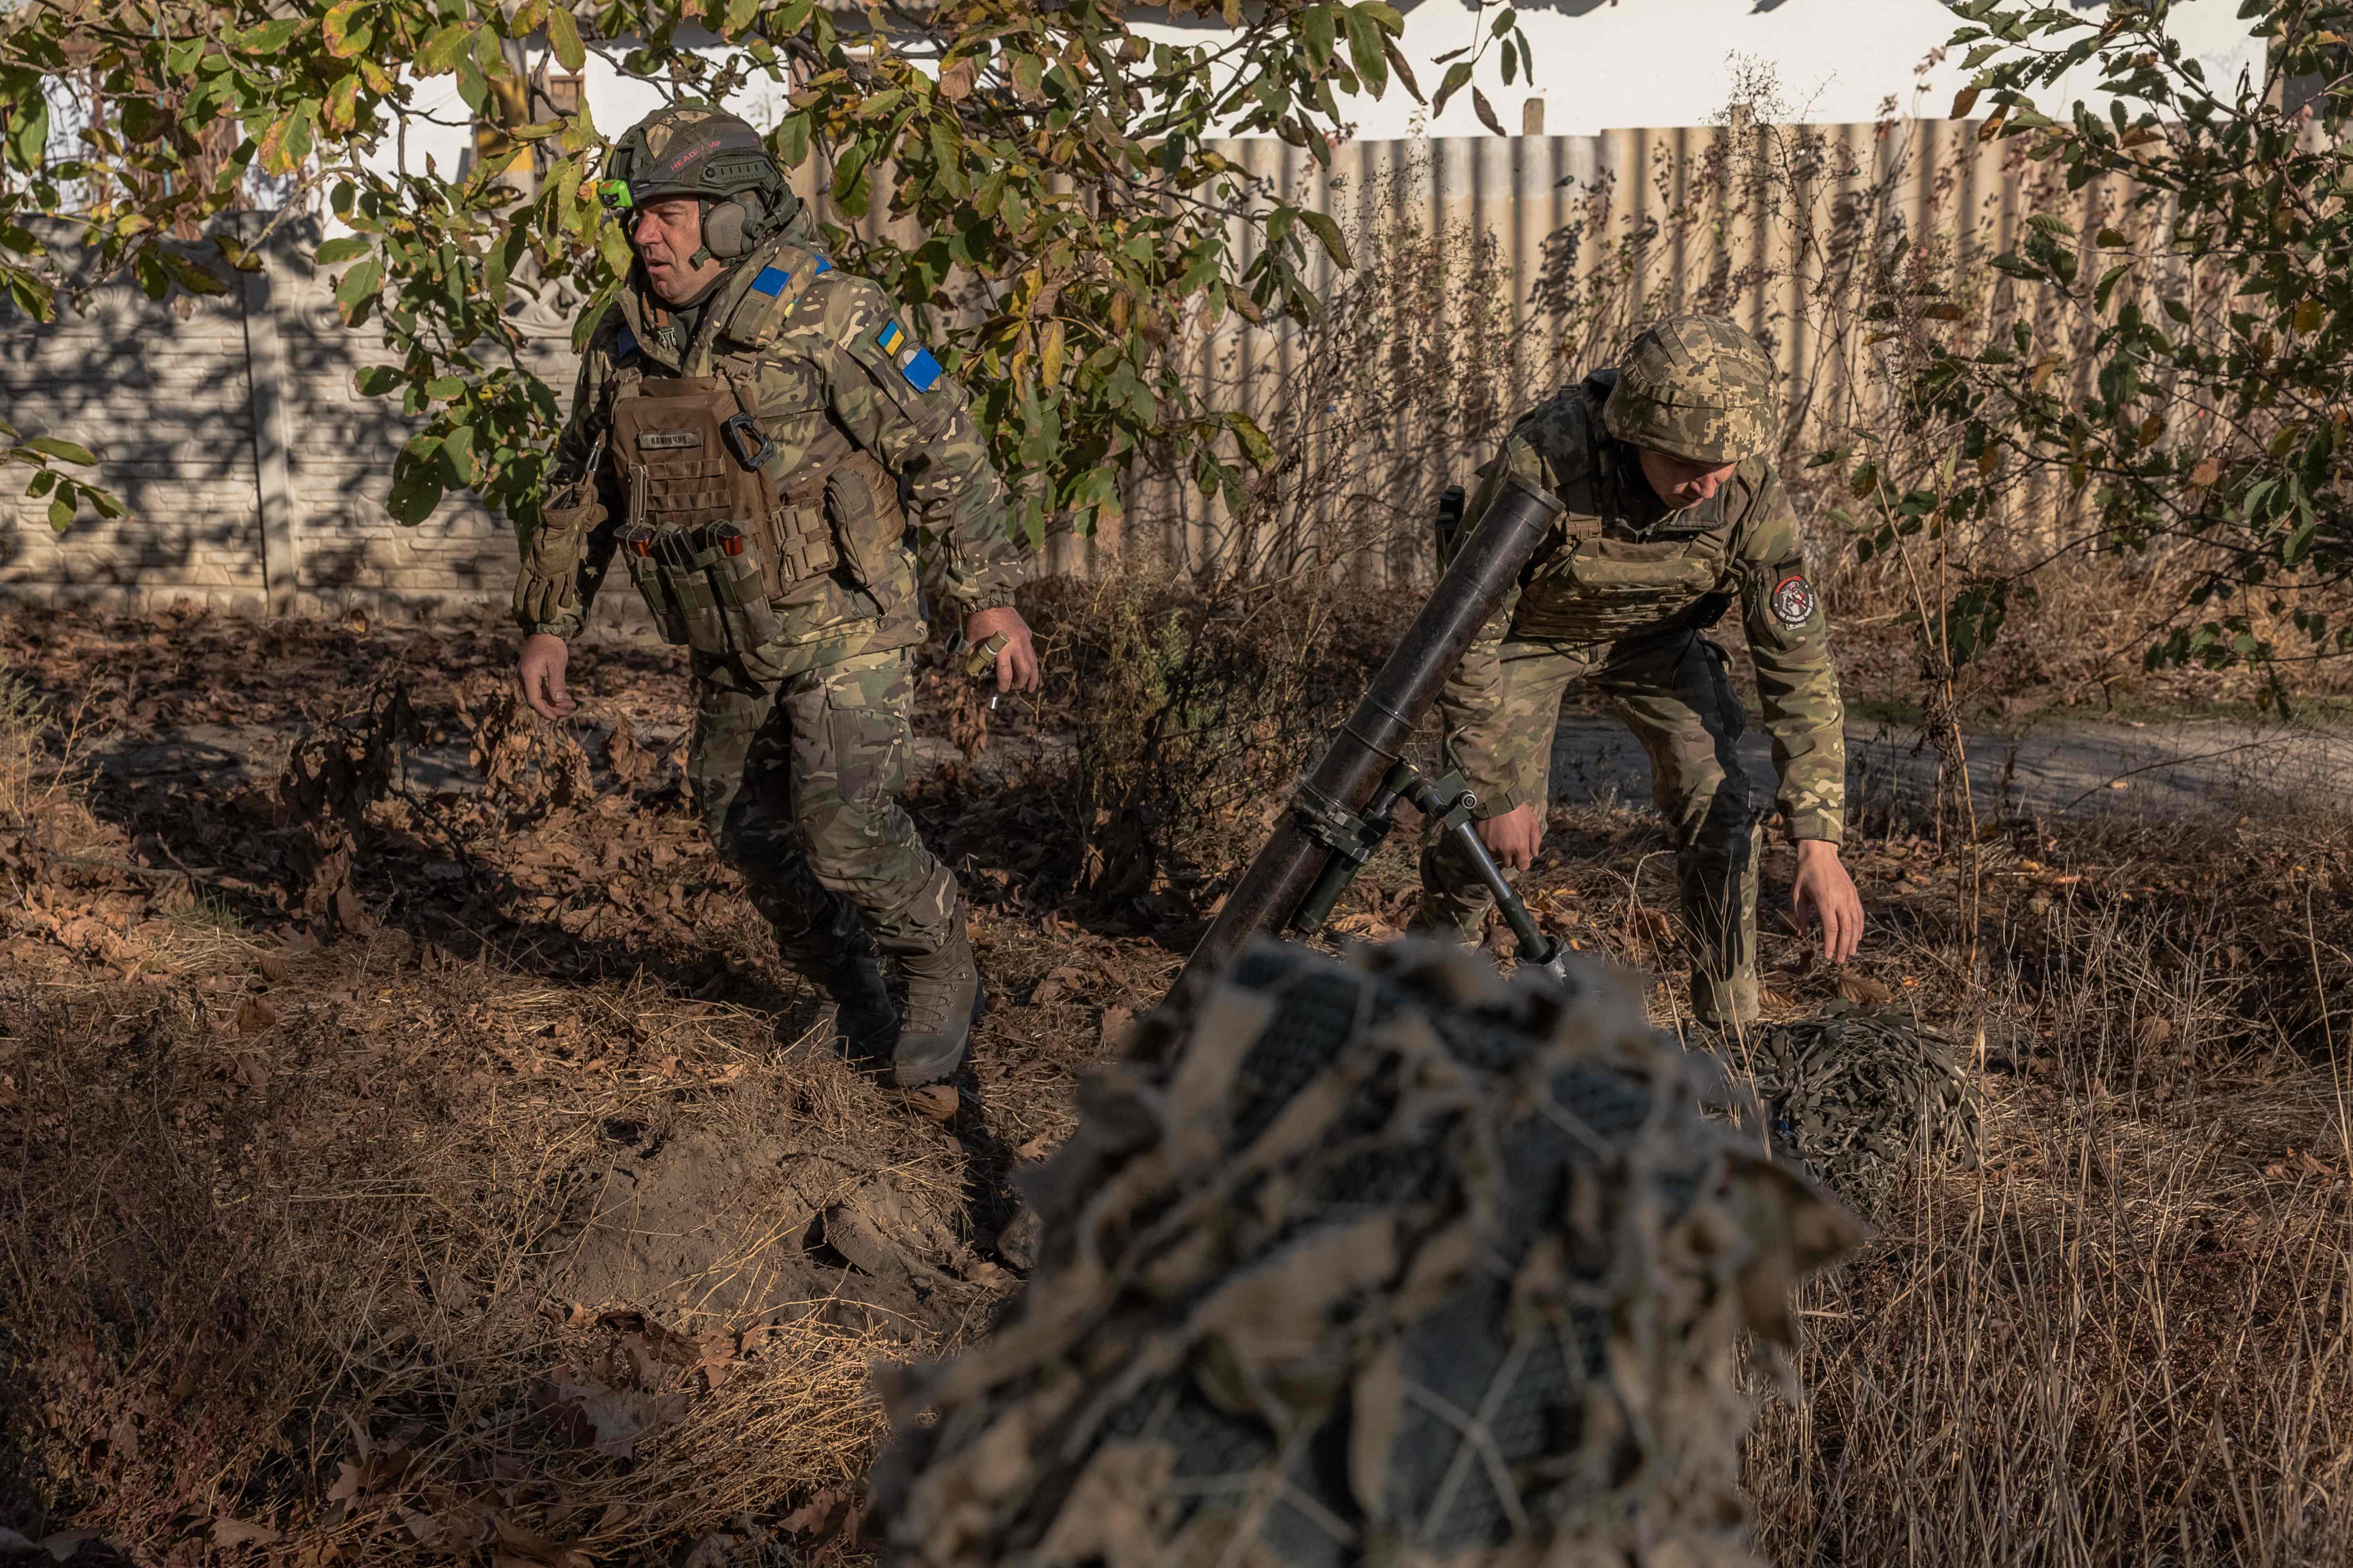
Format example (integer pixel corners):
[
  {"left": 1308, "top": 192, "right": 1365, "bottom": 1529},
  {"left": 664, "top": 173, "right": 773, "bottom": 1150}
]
[
  {"left": 517, "top": 632, "right": 577, "bottom": 720},
  {"left": 1790, "top": 838, "right": 1865, "bottom": 964},
  {"left": 964, "top": 606, "right": 1041, "bottom": 694},
  {"left": 1475, "top": 802, "right": 1543, "bottom": 872}
]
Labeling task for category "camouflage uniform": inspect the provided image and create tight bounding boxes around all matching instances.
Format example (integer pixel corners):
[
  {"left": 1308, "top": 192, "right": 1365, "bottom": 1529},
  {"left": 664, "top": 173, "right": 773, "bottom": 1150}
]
[
  {"left": 514, "top": 106, "right": 1029, "bottom": 1078},
  {"left": 1417, "top": 317, "right": 1845, "bottom": 1026}
]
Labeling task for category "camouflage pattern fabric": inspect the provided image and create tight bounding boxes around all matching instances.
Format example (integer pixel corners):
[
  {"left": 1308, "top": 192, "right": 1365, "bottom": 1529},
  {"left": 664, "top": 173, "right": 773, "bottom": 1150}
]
[
  {"left": 523, "top": 207, "right": 1031, "bottom": 681},
  {"left": 691, "top": 648, "right": 961, "bottom": 961},
  {"left": 1750, "top": 1001, "right": 1980, "bottom": 1215},
  {"left": 1418, "top": 344, "right": 1844, "bottom": 1026},
  {"left": 870, "top": 939, "right": 1862, "bottom": 1568},
  {"left": 1600, "top": 316, "right": 1778, "bottom": 467},
  {"left": 1419, "top": 631, "right": 1761, "bottom": 1026}
]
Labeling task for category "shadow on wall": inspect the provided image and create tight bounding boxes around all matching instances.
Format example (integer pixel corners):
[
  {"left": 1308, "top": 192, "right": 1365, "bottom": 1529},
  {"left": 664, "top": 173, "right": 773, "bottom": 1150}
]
[
  {"left": 0, "top": 220, "right": 263, "bottom": 602},
  {"left": 0, "top": 213, "right": 552, "bottom": 618}
]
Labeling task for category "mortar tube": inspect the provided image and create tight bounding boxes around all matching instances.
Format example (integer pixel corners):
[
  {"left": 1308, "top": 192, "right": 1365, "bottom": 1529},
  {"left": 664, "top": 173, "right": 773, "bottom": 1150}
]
[{"left": 1167, "top": 471, "right": 1567, "bottom": 1005}]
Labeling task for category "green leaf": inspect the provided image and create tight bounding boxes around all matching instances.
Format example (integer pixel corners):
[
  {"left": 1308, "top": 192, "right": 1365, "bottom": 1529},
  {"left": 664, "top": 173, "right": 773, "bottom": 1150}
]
[
  {"left": 323, "top": 0, "right": 370, "bottom": 58},
  {"left": 335, "top": 258, "right": 383, "bottom": 316},
  {"left": 547, "top": 2, "right": 585, "bottom": 67},
  {"left": 48, "top": 494, "right": 75, "bottom": 531},
  {"left": 440, "top": 422, "right": 477, "bottom": 485},
  {"left": 1298, "top": 209, "right": 1351, "bottom": 270},
  {"left": 1471, "top": 86, "right": 1505, "bottom": 137},
  {"left": 1229, "top": 413, "right": 1275, "bottom": 468},
  {"left": 314, "top": 236, "right": 372, "bottom": 266},
  {"left": 420, "top": 25, "right": 471, "bottom": 74},
  {"left": 1431, "top": 61, "right": 1473, "bottom": 116},
  {"left": 1344, "top": 8, "right": 1387, "bottom": 97},
  {"left": 354, "top": 366, "right": 402, "bottom": 396},
  {"left": 1302, "top": 6, "right": 1335, "bottom": 67},
  {"left": 22, "top": 437, "right": 95, "bottom": 465}
]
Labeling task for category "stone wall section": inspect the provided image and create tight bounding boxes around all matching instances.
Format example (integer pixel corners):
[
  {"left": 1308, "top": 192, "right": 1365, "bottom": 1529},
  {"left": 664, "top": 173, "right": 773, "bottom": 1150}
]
[
  {"left": 0, "top": 231, "right": 271, "bottom": 613},
  {"left": 0, "top": 214, "right": 590, "bottom": 627}
]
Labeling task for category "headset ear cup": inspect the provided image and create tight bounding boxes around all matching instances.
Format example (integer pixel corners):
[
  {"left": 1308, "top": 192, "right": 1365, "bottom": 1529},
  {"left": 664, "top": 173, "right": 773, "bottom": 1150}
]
[{"left": 703, "top": 198, "right": 750, "bottom": 260}]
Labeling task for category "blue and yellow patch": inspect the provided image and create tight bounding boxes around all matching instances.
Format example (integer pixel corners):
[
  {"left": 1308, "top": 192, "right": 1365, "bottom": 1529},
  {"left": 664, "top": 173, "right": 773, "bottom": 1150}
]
[
  {"left": 874, "top": 320, "right": 944, "bottom": 393},
  {"left": 751, "top": 256, "right": 832, "bottom": 297}
]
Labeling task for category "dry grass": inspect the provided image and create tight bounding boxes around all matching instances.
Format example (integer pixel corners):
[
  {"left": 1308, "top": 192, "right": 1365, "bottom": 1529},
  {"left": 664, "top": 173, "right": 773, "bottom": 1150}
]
[
  {"left": 1737, "top": 835, "right": 2353, "bottom": 1567},
  {"left": 0, "top": 653, "right": 1005, "bottom": 1563},
  {"left": 4, "top": 593, "right": 2353, "bottom": 1565}
]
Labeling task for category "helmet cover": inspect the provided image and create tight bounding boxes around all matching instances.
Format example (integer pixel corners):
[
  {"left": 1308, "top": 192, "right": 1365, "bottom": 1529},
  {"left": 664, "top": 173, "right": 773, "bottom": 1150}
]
[{"left": 1602, "top": 314, "right": 1778, "bottom": 465}]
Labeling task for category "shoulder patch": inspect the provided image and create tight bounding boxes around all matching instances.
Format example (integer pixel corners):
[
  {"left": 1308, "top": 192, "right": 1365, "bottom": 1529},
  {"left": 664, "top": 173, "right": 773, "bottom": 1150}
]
[
  {"left": 874, "top": 319, "right": 945, "bottom": 393},
  {"left": 1769, "top": 572, "right": 1816, "bottom": 629},
  {"left": 613, "top": 324, "right": 638, "bottom": 361},
  {"left": 750, "top": 266, "right": 789, "bottom": 297}
]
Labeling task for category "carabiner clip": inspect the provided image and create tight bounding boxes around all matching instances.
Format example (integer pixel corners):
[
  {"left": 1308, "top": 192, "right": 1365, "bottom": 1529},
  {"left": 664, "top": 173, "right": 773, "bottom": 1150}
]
[{"left": 720, "top": 411, "right": 774, "bottom": 472}]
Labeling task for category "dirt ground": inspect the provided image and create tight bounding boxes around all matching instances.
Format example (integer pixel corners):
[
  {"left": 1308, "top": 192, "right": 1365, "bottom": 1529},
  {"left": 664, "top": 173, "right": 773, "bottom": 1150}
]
[{"left": 4, "top": 596, "right": 2351, "bottom": 1566}]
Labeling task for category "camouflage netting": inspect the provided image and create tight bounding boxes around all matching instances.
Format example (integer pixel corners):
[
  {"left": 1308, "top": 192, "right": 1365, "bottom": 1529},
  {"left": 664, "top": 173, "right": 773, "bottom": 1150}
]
[
  {"left": 871, "top": 939, "right": 1862, "bottom": 1568},
  {"left": 1749, "top": 1002, "right": 1981, "bottom": 1215}
]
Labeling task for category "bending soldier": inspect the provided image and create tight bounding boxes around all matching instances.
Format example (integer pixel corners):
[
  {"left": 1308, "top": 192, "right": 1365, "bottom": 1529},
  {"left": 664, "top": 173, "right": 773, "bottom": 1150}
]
[
  {"left": 512, "top": 103, "right": 1039, "bottom": 1086},
  {"left": 1415, "top": 315, "right": 1863, "bottom": 1027}
]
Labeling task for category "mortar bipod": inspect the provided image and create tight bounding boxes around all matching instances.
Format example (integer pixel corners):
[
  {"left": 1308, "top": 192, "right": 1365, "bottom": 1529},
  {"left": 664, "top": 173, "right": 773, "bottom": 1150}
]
[{"left": 1285, "top": 759, "right": 1572, "bottom": 984}]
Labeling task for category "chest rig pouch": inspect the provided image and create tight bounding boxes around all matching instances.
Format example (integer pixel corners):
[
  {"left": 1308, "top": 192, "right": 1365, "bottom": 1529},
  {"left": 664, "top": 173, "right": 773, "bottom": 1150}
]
[{"left": 607, "top": 374, "right": 840, "bottom": 669}]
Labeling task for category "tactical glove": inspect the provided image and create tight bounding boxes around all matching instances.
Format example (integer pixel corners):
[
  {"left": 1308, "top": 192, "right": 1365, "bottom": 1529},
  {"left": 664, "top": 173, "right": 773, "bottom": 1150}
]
[{"left": 513, "top": 479, "right": 603, "bottom": 628}]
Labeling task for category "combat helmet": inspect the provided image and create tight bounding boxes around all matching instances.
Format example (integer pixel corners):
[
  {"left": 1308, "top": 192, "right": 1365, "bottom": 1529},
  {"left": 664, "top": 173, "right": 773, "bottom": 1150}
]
[
  {"left": 596, "top": 103, "right": 797, "bottom": 266},
  {"left": 1602, "top": 314, "right": 1778, "bottom": 466}
]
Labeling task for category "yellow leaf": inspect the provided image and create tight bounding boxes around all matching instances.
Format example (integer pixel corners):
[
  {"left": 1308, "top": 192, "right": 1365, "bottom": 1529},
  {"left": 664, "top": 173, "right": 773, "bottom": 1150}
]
[
  {"left": 2293, "top": 297, "right": 2322, "bottom": 335},
  {"left": 1977, "top": 447, "right": 1999, "bottom": 475},
  {"left": 1040, "top": 318, "right": 1065, "bottom": 385},
  {"left": 1951, "top": 86, "right": 1979, "bottom": 119}
]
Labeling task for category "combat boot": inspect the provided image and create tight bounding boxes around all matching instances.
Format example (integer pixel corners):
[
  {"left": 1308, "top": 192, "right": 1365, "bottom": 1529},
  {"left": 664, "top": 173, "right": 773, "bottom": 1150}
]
[
  {"left": 1688, "top": 965, "right": 1759, "bottom": 1031},
  {"left": 890, "top": 924, "right": 983, "bottom": 1087},
  {"left": 784, "top": 923, "right": 900, "bottom": 1069}
]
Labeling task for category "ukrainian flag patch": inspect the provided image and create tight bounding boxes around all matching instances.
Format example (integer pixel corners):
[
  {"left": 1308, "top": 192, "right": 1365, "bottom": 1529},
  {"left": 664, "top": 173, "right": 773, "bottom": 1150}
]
[{"left": 875, "top": 320, "right": 945, "bottom": 392}]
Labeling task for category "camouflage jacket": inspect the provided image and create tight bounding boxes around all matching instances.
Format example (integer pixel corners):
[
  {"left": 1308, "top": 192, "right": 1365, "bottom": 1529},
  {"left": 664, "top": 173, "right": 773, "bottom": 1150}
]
[
  {"left": 523, "top": 213, "right": 1031, "bottom": 676},
  {"left": 1455, "top": 371, "right": 1846, "bottom": 841}
]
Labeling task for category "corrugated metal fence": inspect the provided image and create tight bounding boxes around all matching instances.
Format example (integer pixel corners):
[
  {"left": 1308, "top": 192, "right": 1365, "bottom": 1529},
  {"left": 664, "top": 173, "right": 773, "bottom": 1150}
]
[{"left": 996, "top": 116, "right": 2146, "bottom": 581}]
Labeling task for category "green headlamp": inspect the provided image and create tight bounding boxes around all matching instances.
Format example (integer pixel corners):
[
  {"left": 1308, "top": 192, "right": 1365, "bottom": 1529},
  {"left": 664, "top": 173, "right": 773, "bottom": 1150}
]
[{"left": 595, "top": 178, "right": 635, "bottom": 212}]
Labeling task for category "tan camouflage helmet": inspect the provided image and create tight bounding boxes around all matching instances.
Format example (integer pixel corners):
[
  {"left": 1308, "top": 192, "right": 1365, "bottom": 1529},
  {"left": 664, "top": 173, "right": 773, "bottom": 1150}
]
[
  {"left": 597, "top": 103, "right": 795, "bottom": 263},
  {"left": 1603, "top": 314, "right": 1778, "bottom": 465}
]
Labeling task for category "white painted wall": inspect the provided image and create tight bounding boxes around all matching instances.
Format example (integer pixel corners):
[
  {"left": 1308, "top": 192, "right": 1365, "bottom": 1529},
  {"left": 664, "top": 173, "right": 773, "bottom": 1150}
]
[{"left": 1319, "top": 0, "right": 2266, "bottom": 140}]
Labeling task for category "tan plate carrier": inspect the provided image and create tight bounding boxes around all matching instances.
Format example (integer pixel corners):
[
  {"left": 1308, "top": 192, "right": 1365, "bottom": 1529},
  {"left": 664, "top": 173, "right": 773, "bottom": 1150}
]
[{"left": 608, "top": 373, "right": 903, "bottom": 669}]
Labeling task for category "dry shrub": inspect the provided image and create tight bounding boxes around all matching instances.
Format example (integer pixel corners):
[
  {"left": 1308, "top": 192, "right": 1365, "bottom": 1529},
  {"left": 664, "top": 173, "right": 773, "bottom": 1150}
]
[
  {"left": 1742, "top": 816, "right": 2353, "bottom": 1565},
  {"left": 1021, "top": 571, "right": 1400, "bottom": 921}
]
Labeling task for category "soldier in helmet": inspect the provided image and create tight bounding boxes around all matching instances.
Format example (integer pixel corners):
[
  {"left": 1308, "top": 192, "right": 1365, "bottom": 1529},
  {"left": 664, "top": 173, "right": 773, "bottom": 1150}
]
[
  {"left": 1415, "top": 314, "right": 1863, "bottom": 1028},
  {"left": 512, "top": 103, "right": 1038, "bottom": 1087}
]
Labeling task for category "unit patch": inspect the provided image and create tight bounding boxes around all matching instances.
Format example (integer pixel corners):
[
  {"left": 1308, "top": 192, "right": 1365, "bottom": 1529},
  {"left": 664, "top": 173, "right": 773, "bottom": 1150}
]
[
  {"left": 1769, "top": 573, "right": 1816, "bottom": 628},
  {"left": 875, "top": 319, "right": 945, "bottom": 393}
]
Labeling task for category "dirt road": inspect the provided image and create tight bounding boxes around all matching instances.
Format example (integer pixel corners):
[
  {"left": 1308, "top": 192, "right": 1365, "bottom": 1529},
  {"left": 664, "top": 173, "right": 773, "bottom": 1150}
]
[{"left": 1547, "top": 707, "right": 2353, "bottom": 825}]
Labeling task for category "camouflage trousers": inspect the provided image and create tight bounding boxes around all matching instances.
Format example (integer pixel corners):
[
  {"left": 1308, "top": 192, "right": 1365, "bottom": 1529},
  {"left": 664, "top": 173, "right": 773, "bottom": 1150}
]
[
  {"left": 1417, "top": 630, "right": 1761, "bottom": 1026},
  {"left": 689, "top": 647, "right": 961, "bottom": 967}
]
